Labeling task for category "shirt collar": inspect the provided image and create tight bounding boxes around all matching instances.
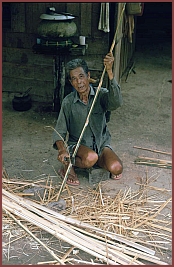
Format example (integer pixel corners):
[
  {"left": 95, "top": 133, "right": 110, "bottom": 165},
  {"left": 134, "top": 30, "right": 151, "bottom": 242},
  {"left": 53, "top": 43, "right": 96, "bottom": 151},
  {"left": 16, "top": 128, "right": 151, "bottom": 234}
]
[{"left": 73, "top": 85, "right": 95, "bottom": 103}]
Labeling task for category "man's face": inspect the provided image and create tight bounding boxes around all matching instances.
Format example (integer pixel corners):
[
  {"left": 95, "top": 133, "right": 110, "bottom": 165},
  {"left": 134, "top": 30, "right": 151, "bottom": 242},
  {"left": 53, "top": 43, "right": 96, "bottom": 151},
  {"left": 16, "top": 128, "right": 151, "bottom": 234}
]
[{"left": 69, "top": 67, "right": 90, "bottom": 94}]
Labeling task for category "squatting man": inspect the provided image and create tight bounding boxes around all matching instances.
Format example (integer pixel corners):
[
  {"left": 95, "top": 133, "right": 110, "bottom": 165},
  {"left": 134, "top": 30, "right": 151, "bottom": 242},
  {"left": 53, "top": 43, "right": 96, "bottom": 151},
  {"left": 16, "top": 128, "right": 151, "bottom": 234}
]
[{"left": 53, "top": 52, "right": 123, "bottom": 186}]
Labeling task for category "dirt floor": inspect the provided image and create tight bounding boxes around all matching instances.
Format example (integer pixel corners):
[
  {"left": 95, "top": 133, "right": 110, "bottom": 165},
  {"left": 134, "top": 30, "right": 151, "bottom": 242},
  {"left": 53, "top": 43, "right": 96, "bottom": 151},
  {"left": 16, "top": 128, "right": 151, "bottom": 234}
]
[{"left": 2, "top": 36, "right": 172, "bottom": 265}]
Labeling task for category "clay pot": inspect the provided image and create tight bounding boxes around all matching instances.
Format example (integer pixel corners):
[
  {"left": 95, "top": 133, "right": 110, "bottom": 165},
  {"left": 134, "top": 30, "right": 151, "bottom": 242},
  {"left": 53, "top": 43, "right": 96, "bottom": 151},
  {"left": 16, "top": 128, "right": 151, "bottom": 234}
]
[{"left": 37, "top": 20, "right": 77, "bottom": 38}]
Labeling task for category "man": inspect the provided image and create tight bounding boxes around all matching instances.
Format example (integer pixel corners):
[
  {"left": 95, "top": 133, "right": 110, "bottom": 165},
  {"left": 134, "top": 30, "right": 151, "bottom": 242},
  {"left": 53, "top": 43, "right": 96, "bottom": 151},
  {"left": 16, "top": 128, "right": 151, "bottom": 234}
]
[{"left": 53, "top": 52, "right": 123, "bottom": 185}]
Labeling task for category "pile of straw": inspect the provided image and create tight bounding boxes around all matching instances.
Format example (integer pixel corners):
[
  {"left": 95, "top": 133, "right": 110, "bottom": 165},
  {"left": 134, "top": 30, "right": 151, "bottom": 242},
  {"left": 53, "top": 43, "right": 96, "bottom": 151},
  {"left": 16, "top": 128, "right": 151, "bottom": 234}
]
[{"left": 2, "top": 168, "right": 171, "bottom": 265}]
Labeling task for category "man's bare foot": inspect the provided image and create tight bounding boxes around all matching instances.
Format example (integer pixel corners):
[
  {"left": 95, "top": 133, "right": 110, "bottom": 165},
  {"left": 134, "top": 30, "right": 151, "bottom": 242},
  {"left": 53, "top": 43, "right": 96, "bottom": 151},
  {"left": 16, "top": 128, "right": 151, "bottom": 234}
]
[
  {"left": 58, "top": 168, "right": 80, "bottom": 186},
  {"left": 110, "top": 173, "right": 122, "bottom": 180}
]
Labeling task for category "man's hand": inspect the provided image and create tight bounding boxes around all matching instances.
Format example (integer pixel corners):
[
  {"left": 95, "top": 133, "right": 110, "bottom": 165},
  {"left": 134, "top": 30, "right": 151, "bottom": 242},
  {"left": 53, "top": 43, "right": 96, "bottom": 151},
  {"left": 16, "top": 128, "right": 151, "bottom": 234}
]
[
  {"left": 57, "top": 150, "right": 70, "bottom": 165},
  {"left": 56, "top": 140, "right": 70, "bottom": 165},
  {"left": 104, "top": 52, "right": 114, "bottom": 80}
]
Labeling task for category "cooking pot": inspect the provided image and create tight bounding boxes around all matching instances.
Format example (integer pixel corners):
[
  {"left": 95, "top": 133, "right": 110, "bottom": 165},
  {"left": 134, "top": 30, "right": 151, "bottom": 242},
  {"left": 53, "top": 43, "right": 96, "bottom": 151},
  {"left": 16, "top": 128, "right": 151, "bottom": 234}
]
[
  {"left": 38, "top": 8, "right": 77, "bottom": 38},
  {"left": 37, "top": 20, "right": 77, "bottom": 38},
  {"left": 12, "top": 87, "right": 32, "bottom": 111}
]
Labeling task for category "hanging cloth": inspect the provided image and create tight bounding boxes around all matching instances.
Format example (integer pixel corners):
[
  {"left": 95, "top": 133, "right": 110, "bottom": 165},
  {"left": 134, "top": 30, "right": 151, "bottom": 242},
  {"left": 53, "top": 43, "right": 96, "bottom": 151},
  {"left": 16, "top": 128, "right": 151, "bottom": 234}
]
[
  {"left": 98, "top": 3, "right": 110, "bottom": 33},
  {"left": 128, "top": 14, "right": 134, "bottom": 43}
]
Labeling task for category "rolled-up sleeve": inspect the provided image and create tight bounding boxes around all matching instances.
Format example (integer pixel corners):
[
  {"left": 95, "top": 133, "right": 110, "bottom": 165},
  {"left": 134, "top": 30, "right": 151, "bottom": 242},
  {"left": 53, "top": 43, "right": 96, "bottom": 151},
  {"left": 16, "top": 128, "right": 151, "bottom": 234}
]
[
  {"left": 100, "top": 78, "right": 123, "bottom": 111},
  {"left": 109, "top": 78, "right": 123, "bottom": 109},
  {"left": 52, "top": 102, "right": 69, "bottom": 150}
]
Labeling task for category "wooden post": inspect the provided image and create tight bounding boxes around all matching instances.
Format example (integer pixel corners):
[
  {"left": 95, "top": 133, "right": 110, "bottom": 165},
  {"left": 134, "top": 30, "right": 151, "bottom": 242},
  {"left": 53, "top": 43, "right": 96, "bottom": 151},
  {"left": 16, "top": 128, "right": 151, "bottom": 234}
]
[{"left": 113, "top": 3, "right": 125, "bottom": 83}]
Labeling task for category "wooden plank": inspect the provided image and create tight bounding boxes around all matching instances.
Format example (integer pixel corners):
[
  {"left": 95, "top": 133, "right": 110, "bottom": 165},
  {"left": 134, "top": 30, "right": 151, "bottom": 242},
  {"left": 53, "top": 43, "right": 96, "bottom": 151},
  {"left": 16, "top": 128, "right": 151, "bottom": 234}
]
[
  {"left": 85, "top": 37, "right": 108, "bottom": 56},
  {"left": 25, "top": 3, "right": 46, "bottom": 34},
  {"left": 51, "top": 2, "right": 66, "bottom": 13},
  {"left": 2, "top": 77, "right": 53, "bottom": 100},
  {"left": 11, "top": 3, "right": 25, "bottom": 32},
  {"left": 3, "top": 47, "right": 53, "bottom": 65},
  {"left": 91, "top": 3, "right": 106, "bottom": 38},
  {"left": 3, "top": 31, "right": 36, "bottom": 49},
  {"left": 80, "top": 3, "right": 92, "bottom": 36},
  {"left": 66, "top": 3, "right": 80, "bottom": 36},
  {"left": 114, "top": 3, "right": 125, "bottom": 82},
  {"left": 2, "top": 62, "right": 53, "bottom": 82}
]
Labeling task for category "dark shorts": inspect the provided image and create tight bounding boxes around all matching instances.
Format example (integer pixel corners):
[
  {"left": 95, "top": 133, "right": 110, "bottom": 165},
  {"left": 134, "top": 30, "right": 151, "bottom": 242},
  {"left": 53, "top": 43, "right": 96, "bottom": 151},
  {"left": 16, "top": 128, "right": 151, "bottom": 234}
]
[{"left": 68, "top": 143, "right": 113, "bottom": 157}]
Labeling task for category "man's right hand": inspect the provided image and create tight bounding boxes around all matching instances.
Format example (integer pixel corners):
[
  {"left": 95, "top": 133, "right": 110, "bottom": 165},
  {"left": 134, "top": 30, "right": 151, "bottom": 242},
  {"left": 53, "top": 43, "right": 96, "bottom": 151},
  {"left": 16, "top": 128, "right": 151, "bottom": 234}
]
[
  {"left": 57, "top": 150, "right": 70, "bottom": 165},
  {"left": 56, "top": 140, "right": 70, "bottom": 165}
]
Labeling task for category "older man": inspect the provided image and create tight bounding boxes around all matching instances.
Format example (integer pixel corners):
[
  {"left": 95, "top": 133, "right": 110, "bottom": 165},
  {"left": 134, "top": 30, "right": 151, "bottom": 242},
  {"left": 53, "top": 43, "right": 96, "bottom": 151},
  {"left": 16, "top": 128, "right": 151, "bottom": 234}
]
[{"left": 53, "top": 52, "right": 123, "bottom": 185}]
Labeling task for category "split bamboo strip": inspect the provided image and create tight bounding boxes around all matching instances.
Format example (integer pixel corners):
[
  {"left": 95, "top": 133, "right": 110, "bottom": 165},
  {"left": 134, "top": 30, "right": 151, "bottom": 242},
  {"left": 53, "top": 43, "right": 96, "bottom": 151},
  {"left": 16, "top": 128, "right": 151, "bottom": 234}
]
[
  {"left": 135, "top": 162, "right": 171, "bottom": 169},
  {"left": 2, "top": 196, "right": 168, "bottom": 265},
  {"left": 69, "top": 259, "right": 106, "bottom": 265},
  {"left": 2, "top": 174, "right": 171, "bottom": 265},
  {"left": 134, "top": 157, "right": 172, "bottom": 169},
  {"left": 133, "top": 197, "right": 172, "bottom": 229},
  {"left": 133, "top": 146, "right": 172, "bottom": 156},
  {"left": 3, "top": 200, "right": 116, "bottom": 264},
  {"left": 2, "top": 198, "right": 122, "bottom": 265},
  {"left": 2, "top": 189, "right": 156, "bottom": 255},
  {"left": 2, "top": 192, "right": 162, "bottom": 260},
  {"left": 59, "top": 224, "right": 143, "bottom": 265},
  {"left": 135, "top": 183, "right": 171, "bottom": 192},
  {"left": 3, "top": 233, "right": 27, "bottom": 247},
  {"left": 3, "top": 207, "right": 64, "bottom": 265},
  {"left": 70, "top": 224, "right": 167, "bottom": 265},
  {"left": 37, "top": 260, "right": 60, "bottom": 265},
  {"left": 2, "top": 178, "right": 50, "bottom": 188},
  {"left": 60, "top": 246, "right": 75, "bottom": 262},
  {"left": 145, "top": 222, "right": 172, "bottom": 233}
]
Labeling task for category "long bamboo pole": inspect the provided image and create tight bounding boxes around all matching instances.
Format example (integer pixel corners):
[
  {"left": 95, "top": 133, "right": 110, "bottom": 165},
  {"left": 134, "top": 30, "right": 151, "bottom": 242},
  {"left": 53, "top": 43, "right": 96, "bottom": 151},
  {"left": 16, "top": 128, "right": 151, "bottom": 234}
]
[{"left": 56, "top": 3, "right": 126, "bottom": 200}]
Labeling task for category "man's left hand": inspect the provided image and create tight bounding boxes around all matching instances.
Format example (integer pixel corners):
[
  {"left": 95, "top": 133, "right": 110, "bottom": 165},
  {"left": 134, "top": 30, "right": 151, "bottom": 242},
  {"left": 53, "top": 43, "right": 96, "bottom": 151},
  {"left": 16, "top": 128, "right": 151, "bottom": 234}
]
[{"left": 104, "top": 52, "right": 114, "bottom": 80}]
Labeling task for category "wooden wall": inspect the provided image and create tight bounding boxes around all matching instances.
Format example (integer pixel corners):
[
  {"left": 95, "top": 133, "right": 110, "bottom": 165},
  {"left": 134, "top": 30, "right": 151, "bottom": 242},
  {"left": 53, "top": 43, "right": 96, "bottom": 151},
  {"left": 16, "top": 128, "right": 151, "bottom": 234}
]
[{"left": 2, "top": 2, "right": 135, "bottom": 105}]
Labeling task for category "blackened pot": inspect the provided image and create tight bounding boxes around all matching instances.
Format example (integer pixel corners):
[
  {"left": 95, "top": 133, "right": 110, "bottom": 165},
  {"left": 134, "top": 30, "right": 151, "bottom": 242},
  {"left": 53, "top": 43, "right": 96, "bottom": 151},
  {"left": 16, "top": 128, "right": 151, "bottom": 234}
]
[{"left": 12, "top": 93, "right": 32, "bottom": 111}]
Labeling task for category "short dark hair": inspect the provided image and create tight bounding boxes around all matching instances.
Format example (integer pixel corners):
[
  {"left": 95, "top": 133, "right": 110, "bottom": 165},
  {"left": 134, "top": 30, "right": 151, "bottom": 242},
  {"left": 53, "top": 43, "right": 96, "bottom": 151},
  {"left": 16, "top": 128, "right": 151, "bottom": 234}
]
[{"left": 66, "top": 58, "right": 89, "bottom": 79}]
